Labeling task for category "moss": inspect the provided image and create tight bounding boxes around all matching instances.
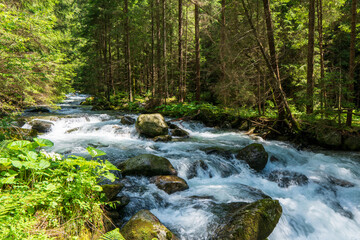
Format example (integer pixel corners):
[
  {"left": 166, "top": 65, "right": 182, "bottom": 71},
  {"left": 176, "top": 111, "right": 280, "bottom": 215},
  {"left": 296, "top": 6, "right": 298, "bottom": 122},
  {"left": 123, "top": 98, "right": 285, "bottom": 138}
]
[
  {"left": 121, "top": 210, "right": 177, "bottom": 240},
  {"left": 217, "top": 199, "right": 282, "bottom": 240}
]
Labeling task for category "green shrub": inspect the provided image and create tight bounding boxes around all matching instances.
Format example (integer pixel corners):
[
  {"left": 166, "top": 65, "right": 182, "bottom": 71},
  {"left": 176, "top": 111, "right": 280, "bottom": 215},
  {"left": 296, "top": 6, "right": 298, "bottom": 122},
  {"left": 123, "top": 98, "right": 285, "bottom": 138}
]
[{"left": 0, "top": 138, "right": 119, "bottom": 239}]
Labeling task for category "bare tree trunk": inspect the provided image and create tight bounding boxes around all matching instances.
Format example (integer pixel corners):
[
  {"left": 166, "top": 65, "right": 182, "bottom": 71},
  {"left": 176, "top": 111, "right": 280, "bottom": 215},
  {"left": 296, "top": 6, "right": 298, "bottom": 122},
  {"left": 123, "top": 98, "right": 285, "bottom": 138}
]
[
  {"left": 183, "top": 4, "right": 189, "bottom": 101},
  {"left": 346, "top": 0, "right": 357, "bottom": 126},
  {"left": 124, "top": 0, "right": 133, "bottom": 102},
  {"left": 262, "top": 0, "right": 299, "bottom": 129},
  {"left": 306, "top": 0, "right": 315, "bottom": 114},
  {"left": 156, "top": 0, "right": 162, "bottom": 99},
  {"left": 195, "top": 2, "right": 201, "bottom": 101},
  {"left": 220, "top": 0, "right": 226, "bottom": 87},
  {"left": 317, "top": 0, "right": 325, "bottom": 118},
  {"left": 163, "top": 0, "right": 168, "bottom": 101},
  {"left": 151, "top": 0, "right": 156, "bottom": 97},
  {"left": 179, "top": 0, "right": 184, "bottom": 102}
]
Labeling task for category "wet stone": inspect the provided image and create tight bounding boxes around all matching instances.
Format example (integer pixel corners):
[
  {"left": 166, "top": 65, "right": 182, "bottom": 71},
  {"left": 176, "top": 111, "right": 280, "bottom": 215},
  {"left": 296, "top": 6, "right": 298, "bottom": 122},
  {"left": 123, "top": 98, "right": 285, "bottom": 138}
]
[{"left": 268, "top": 170, "right": 309, "bottom": 188}]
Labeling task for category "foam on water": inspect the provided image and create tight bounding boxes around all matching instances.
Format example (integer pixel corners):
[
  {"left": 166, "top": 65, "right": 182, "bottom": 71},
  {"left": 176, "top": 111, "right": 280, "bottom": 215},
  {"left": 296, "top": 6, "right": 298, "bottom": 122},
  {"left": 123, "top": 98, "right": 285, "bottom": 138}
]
[{"left": 28, "top": 95, "right": 360, "bottom": 240}]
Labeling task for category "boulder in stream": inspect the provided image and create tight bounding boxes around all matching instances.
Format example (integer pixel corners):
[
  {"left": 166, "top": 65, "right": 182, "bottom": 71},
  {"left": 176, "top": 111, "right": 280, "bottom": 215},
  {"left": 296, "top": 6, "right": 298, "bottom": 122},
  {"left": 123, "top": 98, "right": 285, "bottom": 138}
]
[
  {"left": 315, "top": 127, "right": 342, "bottom": 148},
  {"left": 216, "top": 198, "right": 282, "bottom": 240},
  {"left": 267, "top": 170, "right": 309, "bottom": 188},
  {"left": 120, "top": 116, "right": 136, "bottom": 125},
  {"left": 236, "top": 143, "right": 268, "bottom": 171},
  {"left": 29, "top": 120, "right": 54, "bottom": 133},
  {"left": 153, "top": 135, "right": 172, "bottom": 142},
  {"left": 121, "top": 209, "right": 178, "bottom": 240},
  {"left": 150, "top": 175, "right": 189, "bottom": 194},
  {"left": 343, "top": 135, "right": 360, "bottom": 151},
  {"left": 135, "top": 113, "right": 168, "bottom": 138},
  {"left": 118, "top": 154, "right": 177, "bottom": 177}
]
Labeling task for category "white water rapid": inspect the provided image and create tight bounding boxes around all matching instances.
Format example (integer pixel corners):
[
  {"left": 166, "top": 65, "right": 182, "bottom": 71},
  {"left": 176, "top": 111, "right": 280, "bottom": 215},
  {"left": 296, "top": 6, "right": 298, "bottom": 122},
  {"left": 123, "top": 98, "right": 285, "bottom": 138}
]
[{"left": 24, "top": 94, "right": 360, "bottom": 240}]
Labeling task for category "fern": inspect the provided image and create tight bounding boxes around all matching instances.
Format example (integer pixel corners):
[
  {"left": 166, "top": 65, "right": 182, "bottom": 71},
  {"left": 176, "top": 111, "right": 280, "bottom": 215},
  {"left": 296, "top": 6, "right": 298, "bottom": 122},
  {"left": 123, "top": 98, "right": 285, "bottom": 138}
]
[{"left": 100, "top": 228, "right": 126, "bottom": 240}]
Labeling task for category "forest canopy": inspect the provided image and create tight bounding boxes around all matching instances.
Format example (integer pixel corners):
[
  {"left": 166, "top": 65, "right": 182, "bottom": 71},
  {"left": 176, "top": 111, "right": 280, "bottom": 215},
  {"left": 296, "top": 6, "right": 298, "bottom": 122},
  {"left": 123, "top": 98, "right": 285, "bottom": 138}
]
[{"left": 0, "top": 0, "right": 359, "bottom": 127}]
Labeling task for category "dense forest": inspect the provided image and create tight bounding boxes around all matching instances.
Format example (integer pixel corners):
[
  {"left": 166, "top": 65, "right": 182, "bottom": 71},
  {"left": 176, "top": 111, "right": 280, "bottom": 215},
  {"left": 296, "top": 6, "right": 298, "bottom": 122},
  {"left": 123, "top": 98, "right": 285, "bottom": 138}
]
[{"left": 1, "top": 0, "right": 359, "bottom": 127}]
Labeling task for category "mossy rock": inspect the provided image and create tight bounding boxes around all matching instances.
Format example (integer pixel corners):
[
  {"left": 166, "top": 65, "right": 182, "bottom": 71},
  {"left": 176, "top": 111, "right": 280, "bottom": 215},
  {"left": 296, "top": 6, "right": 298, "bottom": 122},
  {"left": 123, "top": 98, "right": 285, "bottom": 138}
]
[
  {"left": 121, "top": 209, "right": 178, "bottom": 240},
  {"left": 118, "top": 154, "right": 177, "bottom": 177},
  {"left": 154, "top": 135, "right": 172, "bottom": 142},
  {"left": 150, "top": 175, "right": 189, "bottom": 194},
  {"left": 170, "top": 128, "right": 189, "bottom": 137},
  {"left": 343, "top": 135, "right": 360, "bottom": 151},
  {"left": 236, "top": 143, "right": 268, "bottom": 171},
  {"left": 102, "top": 183, "right": 125, "bottom": 201},
  {"left": 216, "top": 199, "right": 282, "bottom": 240},
  {"left": 0, "top": 127, "right": 38, "bottom": 141},
  {"left": 135, "top": 113, "right": 168, "bottom": 138},
  {"left": 315, "top": 127, "right": 342, "bottom": 148}
]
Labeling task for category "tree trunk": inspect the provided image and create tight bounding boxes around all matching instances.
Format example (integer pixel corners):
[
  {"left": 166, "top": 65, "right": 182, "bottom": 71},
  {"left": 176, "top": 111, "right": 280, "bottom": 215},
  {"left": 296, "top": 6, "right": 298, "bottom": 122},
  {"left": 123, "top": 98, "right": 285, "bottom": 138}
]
[
  {"left": 262, "top": 0, "right": 299, "bottom": 129},
  {"left": 151, "top": 0, "right": 156, "bottom": 97},
  {"left": 179, "top": 0, "right": 184, "bottom": 102},
  {"left": 162, "top": 0, "right": 168, "bottom": 101},
  {"left": 317, "top": 0, "right": 325, "bottom": 118},
  {"left": 306, "top": 0, "right": 315, "bottom": 114},
  {"left": 195, "top": 2, "right": 201, "bottom": 102},
  {"left": 346, "top": 0, "right": 357, "bottom": 126},
  {"left": 220, "top": 0, "right": 226, "bottom": 86},
  {"left": 156, "top": 0, "right": 162, "bottom": 99},
  {"left": 124, "top": 0, "right": 133, "bottom": 102}
]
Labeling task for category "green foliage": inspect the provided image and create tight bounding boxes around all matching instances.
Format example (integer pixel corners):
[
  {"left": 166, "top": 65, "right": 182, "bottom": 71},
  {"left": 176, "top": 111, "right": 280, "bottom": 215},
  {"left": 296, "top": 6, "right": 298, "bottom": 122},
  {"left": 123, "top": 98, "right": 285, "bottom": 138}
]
[
  {"left": 0, "top": 138, "right": 119, "bottom": 239},
  {"left": 0, "top": 1, "right": 78, "bottom": 113},
  {"left": 100, "top": 228, "right": 126, "bottom": 240}
]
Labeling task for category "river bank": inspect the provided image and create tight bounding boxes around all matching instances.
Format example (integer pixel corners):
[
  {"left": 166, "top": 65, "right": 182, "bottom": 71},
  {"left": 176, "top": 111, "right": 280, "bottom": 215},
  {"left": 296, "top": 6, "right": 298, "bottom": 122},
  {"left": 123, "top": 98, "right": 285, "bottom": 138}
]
[{"left": 10, "top": 94, "right": 359, "bottom": 240}]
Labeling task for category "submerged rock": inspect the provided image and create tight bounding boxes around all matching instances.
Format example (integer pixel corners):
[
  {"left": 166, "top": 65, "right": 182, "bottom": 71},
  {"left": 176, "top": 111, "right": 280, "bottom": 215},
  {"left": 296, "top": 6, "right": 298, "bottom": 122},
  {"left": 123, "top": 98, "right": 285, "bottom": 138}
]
[
  {"left": 135, "top": 113, "right": 168, "bottom": 138},
  {"left": 327, "top": 176, "right": 355, "bottom": 188},
  {"left": 29, "top": 120, "right": 54, "bottom": 133},
  {"left": 216, "top": 199, "right": 282, "bottom": 240},
  {"left": 150, "top": 175, "right": 189, "bottom": 194},
  {"left": 153, "top": 135, "right": 172, "bottom": 142},
  {"left": 236, "top": 143, "right": 268, "bottom": 171},
  {"left": 187, "top": 160, "right": 209, "bottom": 179},
  {"left": 171, "top": 128, "right": 189, "bottom": 138},
  {"left": 268, "top": 170, "right": 309, "bottom": 188},
  {"left": 118, "top": 154, "right": 177, "bottom": 177},
  {"left": 204, "top": 147, "right": 233, "bottom": 160},
  {"left": 121, "top": 209, "right": 178, "bottom": 240},
  {"left": 65, "top": 127, "right": 80, "bottom": 134}
]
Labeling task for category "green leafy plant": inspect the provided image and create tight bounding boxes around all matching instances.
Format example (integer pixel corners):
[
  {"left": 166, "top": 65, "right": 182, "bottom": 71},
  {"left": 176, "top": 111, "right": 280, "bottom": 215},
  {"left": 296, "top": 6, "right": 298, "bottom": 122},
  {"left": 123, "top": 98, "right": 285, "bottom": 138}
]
[
  {"left": 100, "top": 228, "right": 126, "bottom": 240},
  {"left": 0, "top": 138, "right": 119, "bottom": 239}
]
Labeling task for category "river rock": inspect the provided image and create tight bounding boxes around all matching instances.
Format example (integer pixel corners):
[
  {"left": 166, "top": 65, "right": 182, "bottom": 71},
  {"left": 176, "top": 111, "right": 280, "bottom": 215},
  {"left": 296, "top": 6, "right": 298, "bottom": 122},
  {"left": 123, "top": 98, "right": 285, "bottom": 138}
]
[
  {"left": 187, "top": 160, "right": 210, "bottom": 179},
  {"left": 327, "top": 176, "right": 355, "bottom": 188},
  {"left": 135, "top": 113, "right": 168, "bottom": 138},
  {"left": 150, "top": 175, "right": 189, "bottom": 194},
  {"left": 343, "top": 135, "right": 360, "bottom": 151},
  {"left": 120, "top": 116, "right": 135, "bottom": 125},
  {"left": 121, "top": 209, "right": 178, "bottom": 240},
  {"left": 29, "top": 120, "right": 54, "bottom": 133},
  {"left": 236, "top": 143, "right": 268, "bottom": 171},
  {"left": 204, "top": 147, "right": 233, "bottom": 160},
  {"left": 102, "top": 183, "right": 125, "bottom": 201},
  {"left": 65, "top": 127, "right": 80, "bottom": 134},
  {"left": 153, "top": 135, "right": 172, "bottom": 142},
  {"left": 315, "top": 127, "right": 342, "bottom": 148},
  {"left": 268, "top": 170, "right": 309, "bottom": 188},
  {"left": 25, "top": 106, "right": 51, "bottom": 113},
  {"left": 171, "top": 128, "right": 189, "bottom": 137},
  {"left": 118, "top": 154, "right": 177, "bottom": 177},
  {"left": 216, "top": 198, "right": 282, "bottom": 240}
]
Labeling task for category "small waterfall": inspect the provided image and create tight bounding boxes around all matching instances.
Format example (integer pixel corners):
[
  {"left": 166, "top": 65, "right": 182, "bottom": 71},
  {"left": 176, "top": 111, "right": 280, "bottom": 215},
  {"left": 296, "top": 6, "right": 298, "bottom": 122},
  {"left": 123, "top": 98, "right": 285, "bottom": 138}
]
[{"left": 27, "top": 94, "right": 360, "bottom": 240}]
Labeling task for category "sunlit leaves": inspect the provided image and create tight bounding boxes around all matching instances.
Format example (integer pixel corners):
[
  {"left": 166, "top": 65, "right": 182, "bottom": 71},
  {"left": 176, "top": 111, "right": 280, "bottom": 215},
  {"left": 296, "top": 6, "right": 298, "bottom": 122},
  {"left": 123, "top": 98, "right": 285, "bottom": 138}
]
[{"left": 86, "top": 146, "right": 106, "bottom": 158}]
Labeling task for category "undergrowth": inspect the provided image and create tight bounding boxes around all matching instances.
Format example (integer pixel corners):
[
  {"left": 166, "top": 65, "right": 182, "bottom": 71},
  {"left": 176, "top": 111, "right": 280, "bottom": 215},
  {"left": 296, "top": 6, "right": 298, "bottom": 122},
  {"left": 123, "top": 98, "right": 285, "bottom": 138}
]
[{"left": 0, "top": 138, "right": 119, "bottom": 239}]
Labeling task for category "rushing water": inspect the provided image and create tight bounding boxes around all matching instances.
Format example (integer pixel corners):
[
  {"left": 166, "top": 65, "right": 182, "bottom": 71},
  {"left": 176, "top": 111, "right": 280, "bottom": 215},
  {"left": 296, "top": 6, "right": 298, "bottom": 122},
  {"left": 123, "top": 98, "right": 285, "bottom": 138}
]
[{"left": 24, "top": 94, "right": 360, "bottom": 240}]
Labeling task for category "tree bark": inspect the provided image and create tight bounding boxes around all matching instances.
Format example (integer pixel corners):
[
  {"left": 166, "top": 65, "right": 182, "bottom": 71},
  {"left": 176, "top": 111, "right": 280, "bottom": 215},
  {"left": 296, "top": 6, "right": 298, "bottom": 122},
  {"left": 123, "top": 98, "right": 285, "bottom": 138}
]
[
  {"left": 195, "top": 3, "right": 201, "bottom": 102},
  {"left": 124, "top": 0, "right": 133, "bottom": 102},
  {"left": 346, "top": 0, "right": 357, "bottom": 126},
  {"left": 306, "top": 0, "right": 315, "bottom": 114},
  {"left": 317, "top": 0, "right": 325, "bottom": 117},
  {"left": 179, "top": 0, "right": 184, "bottom": 102},
  {"left": 163, "top": 0, "right": 168, "bottom": 101}
]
